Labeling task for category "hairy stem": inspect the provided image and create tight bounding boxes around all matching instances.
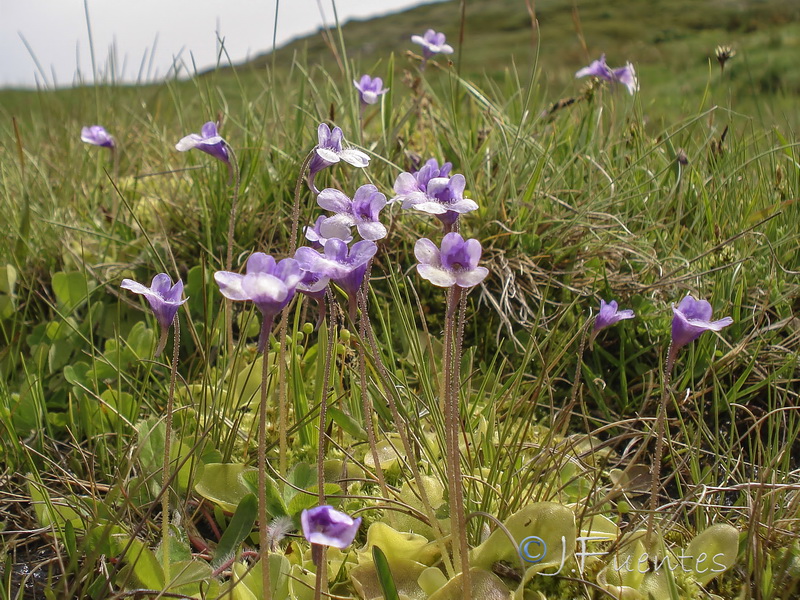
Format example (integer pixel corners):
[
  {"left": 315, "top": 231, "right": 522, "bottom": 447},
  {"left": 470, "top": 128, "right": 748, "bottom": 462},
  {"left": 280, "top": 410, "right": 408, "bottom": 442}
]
[
  {"left": 358, "top": 266, "right": 389, "bottom": 498},
  {"left": 312, "top": 544, "right": 327, "bottom": 600},
  {"left": 277, "top": 149, "right": 316, "bottom": 477},
  {"left": 555, "top": 319, "right": 591, "bottom": 437},
  {"left": 224, "top": 147, "right": 241, "bottom": 353},
  {"left": 443, "top": 286, "right": 470, "bottom": 594},
  {"left": 155, "top": 328, "right": 169, "bottom": 357},
  {"left": 277, "top": 309, "right": 290, "bottom": 477},
  {"left": 258, "top": 343, "right": 273, "bottom": 600},
  {"left": 361, "top": 292, "right": 455, "bottom": 577},
  {"left": 318, "top": 290, "right": 337, "bottom": 504},
  {"left": 161, "top": 316, "right": 180, "bottom": 587},
  {"left": 290, "top": 150, "right": 316, "bottom": 254},
  {"left": 224, "top": 147, "right": 241, "bottom": 271},
  {"left": 648, "top": 342, "right": 678, "bottom": 546},
  {"left": 450, "top": 288, "right": 471, "bottom": 596},
  {"left": 362, "top": 292, "right": 455, "bottom": 577}
]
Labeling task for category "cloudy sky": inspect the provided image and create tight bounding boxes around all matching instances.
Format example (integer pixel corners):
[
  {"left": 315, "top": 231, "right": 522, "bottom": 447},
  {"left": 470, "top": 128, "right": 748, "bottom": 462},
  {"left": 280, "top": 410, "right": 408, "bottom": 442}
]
[{"left": 1, "top": 0, "right": 434, "bottom": 89}]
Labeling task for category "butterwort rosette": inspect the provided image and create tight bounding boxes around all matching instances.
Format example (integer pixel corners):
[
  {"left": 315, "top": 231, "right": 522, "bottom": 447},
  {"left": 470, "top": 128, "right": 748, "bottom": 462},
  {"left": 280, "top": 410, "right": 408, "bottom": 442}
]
[
  {"left": 214, "top": 253, "right": 303, "bottom": 351},
  {"left": 121, "top": 273, "right": 187, "bottom": 355},
  {"left": 671, "top": 294, "right": 733, "bottom": 351},
  {"left": 175, "top": 121, "right": 230, "bottom": 164},
  {"left": 317, "top": 184, "right": 388, "bottom": 241},
  {"left": 415, "top": 232, "right": 489, "bottom": 288},
  {"left": 411, "top": 29, "right": 454, "bottom": 62},
  {"left": 307, "top": 123, "right": 370, "bottom": 193},
  {"left": 353, "top": 74, "right": 389, "bottom": 105},
  {"left": 81, "top": 125, "right": 115, "bottom": 148},
  {"left": 591, "top": 299, "right": 635, "bottom": 342},
  {"left": 295, "top": 239, "right": 378, "bottom": 320},
  {"left": 301, "top": 505, "right": 362, "bottom": 549}
]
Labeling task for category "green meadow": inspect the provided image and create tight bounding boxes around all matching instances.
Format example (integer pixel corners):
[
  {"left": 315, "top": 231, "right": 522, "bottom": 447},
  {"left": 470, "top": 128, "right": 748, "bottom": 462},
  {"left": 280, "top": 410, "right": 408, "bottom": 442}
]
[{"left": 1, "top": 0, "right": 798, "bottom": 599}]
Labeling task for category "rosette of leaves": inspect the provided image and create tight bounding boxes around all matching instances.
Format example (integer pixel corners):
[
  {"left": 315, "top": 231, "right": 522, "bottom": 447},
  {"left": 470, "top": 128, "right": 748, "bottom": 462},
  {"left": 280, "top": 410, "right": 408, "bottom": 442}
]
[
  {"left": 596, "top": 524, "right": 739, "bottom": 599},
  {"left": 350, "top": 522, "right": 441, "bottom": 599}
]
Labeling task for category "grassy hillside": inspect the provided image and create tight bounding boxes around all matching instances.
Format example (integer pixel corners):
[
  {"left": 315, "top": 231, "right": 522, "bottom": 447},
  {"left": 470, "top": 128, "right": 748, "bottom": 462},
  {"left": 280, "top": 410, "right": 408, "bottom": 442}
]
[
  {"left": 235, "top": 0, "right": 800, "bottom": 127},
  {"left": 2, "top": 0, "right": 800, "bottom": 128}
]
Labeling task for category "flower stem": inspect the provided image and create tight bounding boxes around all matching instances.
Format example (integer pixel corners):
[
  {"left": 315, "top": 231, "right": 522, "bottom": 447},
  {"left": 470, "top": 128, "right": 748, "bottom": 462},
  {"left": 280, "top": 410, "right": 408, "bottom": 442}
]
[
  {"left": 318, "top": 290, "right": 336, "bottom": 505},
  {"left": 444, "top": 286, "right": 470, "bottom": 596},
  {"left": 555, "top": 320, "right": 591, "bottom": 437},
  {"left": 450, "top": 288, "right": 471, "bottom": 597},
  {"left": 110, "top": 145, "right": 119, "bottom": 215},
  {"left": 257, "top": 317, "right": 275, "bottom": 354},
  {"left": 278, "top": 310, "right": 290, "bottom": 478},
  {"left": 312, "top": 544, "right": 327, "bottom": 600},
  {"left": 258, "top": 343, "right": 273, "bottom": 600},
  {"left": 224, "top": 147, "right": 241, "bottom": 353},
  {"left": 224, "top": 147, "right": 241, "bottom": 272},
  {"left": 358, "top": 267, "right": 389, "bottom": 499},
  {"left": 276, "top": 149, "right": 316, "bottom": 477},
  {"left": 161, "top": 315, "right": 180, "bottom": 588},
  {"left": 647, "top": 341, "right": 678, "bottom": 546},
  {"left": 290, "top": 150, "right": 316, "bottom": 254},
  {"left": 155, "top": 328, "right": 169, "bottom": 357},
  {"left": 361, "top": 289, "right": 455, "bottom": 577}
]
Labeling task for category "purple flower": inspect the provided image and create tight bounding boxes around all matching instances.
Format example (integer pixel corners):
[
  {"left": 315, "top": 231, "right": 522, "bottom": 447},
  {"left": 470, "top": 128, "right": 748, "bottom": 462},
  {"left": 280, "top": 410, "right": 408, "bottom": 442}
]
[
  {"left": 175, "top": 121, "right": 230, "bottom": 164},
  {"left": 391, "top": 160, "right": 471, "bottom": 228},
  {"left": 81, "top": 125, "right": 115, "bottom": 148},
  {"left": 214, "top": 253, "right": 303, "bottom": 351},
  {"left": 296, "top": 268, "right": 331, "bottom": 329},
  {"left": 591, "top": 299, "right": 635, "bottom": 341},
  {"left": 575, "top": 55, "right": 614, "bottom": 81},
  {"left": 295, "top": 239, "right": 377, "bottom": 319},
  {"left": 414, "top": 157, "right": 453, "bottom": 178},
  {"left": 353, "top": 75, "right": 389, "bottom": 105},
  {"left": 317, "top": 184, "right": 388, "bottom": 241},
  {"left": 391, "top": 158, "right": 452, "bottom": 205},
  {"left": 120, "top": 273, "right": 187, "bottom": 355},
  {"left": 671, "top": 294, "right": 733, "bottom": 351},
  {"left": 301, "top": 505, "right": 362, "bottom": 549},
  {"left": 296, "top": 268, "right": 330, "bottom": 300},
  {"left": 414, "top": 233, "right": 489, "bottom": 288},
  {"left": 397, "top": 172, "right": 479, "bottom": 227},
  {"left": 612, "top": 63, "right": 639, "bottom": 95},
  {"left": 307, "top": 123, "right": 370, "bottom": 193},
  {"left": 411, "top": 29, "right": 454, "bottom": 60},
  {"left": 576, "top": 54, "right": 639, "bottom": 95},
  {"left": 121, "top": 274, "right": 186, "bottom": 331},
  {"left": 304, "top": 216, "right": 353, "bottom": 249}
]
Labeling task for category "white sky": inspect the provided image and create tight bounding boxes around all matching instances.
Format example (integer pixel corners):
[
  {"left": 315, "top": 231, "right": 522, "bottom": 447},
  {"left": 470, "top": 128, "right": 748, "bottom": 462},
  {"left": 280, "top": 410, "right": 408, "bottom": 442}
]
[{"left": 0, "top": 0, "right": 435, "bottom": 89}]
